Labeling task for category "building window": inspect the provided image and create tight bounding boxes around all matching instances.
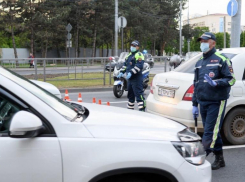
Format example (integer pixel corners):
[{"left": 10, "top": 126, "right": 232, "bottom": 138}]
[
  {"left": 228, "top": 22, "right": 231, "bottom": 26},
  {"left": 212, "top": 28, "right": 216, "bottom": 33},
  {"left": 228, "top": 28, "right": 231, "bottom": 31}
]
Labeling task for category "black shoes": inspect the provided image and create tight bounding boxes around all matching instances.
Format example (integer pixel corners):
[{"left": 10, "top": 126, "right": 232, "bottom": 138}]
[{"left": 212, "top": 151, "right": 225, "bottom": 170}]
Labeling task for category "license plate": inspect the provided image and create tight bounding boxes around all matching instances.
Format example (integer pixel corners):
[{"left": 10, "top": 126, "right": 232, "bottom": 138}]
[{"left": 158, "top": 88, "right": 175, "bottom": 98}]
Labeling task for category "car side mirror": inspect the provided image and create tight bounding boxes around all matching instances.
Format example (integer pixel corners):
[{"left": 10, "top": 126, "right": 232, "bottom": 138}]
[{"left": 9, "top": 111, "right": 43, "bottom": 138}]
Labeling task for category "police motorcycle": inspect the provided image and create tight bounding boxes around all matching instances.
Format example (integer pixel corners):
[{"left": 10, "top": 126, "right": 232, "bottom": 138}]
[{"left": 113, "top": 62, "right": 150, "bottom": 98}]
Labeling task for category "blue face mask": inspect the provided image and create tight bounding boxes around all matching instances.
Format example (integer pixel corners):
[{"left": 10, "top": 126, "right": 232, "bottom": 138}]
[
  {"left": 130, "top": 46, "right": 137, "bottom": 52},
  {"left": 200, "top": 43, "right": 210, "bottom": 53}
]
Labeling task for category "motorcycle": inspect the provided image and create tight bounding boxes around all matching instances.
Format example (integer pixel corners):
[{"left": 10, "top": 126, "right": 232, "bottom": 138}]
[{"left": 113, "top": 63, "right": 150, "bottom": 98}]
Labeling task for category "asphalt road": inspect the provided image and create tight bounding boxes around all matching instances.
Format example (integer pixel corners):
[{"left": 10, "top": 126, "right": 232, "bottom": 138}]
[
  {"left": 61, "top": 89, "right": 245, "bottom": 182},
  {"left": 12, "top": 63, "right": 170, "bottom": 76}
]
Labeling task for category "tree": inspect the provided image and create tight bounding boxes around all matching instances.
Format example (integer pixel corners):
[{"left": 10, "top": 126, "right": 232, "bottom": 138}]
[
  {"left": 215, "top": 32, "right": 230, "bottom": 49},
  {"left": 0, "top": 0, "right": 23, "bottom": 60}
]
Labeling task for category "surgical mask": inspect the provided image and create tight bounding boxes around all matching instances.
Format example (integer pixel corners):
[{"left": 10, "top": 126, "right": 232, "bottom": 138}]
[
  {"left": 130, "top": 46, "right": 137, "bottom": 52},
  {"left": 200, "top": 43, "right": 210, "bottom": 53}
]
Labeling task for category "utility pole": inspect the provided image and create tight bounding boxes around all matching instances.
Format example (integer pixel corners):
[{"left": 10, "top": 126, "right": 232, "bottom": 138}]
[
  {"left": 187, "top": 0, "right": 190, "bottom": 53},
  {"left": 115, "top": 0, "right": 118, "bottom": 56},
  {"left": 179, "top": 0, "right": 183, "bottom": 56},
  {"left": 231, "top": 0, "right": 242, "bottom": 47}
]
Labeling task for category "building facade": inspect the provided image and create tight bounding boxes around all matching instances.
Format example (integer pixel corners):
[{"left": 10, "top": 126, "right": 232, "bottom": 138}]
[{"left": 183, "top": 14, "right": 232, "bottom": 33}]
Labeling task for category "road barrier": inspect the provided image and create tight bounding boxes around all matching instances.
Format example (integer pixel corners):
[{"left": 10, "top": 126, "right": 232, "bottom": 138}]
[{"left": 0, "top": 56, "right": 170, "bottom": 85}]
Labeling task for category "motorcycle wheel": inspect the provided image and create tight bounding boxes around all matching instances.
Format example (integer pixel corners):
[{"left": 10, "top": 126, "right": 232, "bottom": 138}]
[{"left": 113, "top": 85, "right": 124, "bottom": 98}]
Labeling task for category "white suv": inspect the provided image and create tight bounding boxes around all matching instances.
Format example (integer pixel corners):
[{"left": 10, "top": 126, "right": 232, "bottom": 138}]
[
  {"left": 147, "top": 48, "right": 245, "bottom": 145},
  {"left": 0, "top": 67, "right": 211, "bottom": 182}
]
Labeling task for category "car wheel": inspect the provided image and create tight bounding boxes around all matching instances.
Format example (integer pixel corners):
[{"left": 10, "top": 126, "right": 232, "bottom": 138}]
[
  {"left": 223, "top": 108, "right": 245, "bottom": 145},
  {"left": 113, "top": 85, "right": 124, "bottom": 98}
]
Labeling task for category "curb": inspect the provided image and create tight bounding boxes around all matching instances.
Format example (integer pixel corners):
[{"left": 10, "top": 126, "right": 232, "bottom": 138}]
[
  {"left": 59, "top": 86, "right": 150, "bottom": 93},
  {"left": 59, "top": 87, "right": 113, "bottom": 93}
]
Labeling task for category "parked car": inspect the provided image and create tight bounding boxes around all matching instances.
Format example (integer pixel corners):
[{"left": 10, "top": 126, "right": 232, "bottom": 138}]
[
  {"left": 0, "top": 66, "right": 211, "bottom": 182},
  {"left": 31, "top": 80, "right": 61, "bottom": 99},
  {"left": 146, "top": 48, "right": 245, "bottom": 145},
  {"left": 144, "top": 53, "right": 155, "bottom": 68}
]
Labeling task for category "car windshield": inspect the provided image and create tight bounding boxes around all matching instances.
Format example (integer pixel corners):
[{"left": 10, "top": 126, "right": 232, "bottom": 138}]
[
  {"left": 0, "top": 67, "right": 77, "bottom": 121},
  {"left": 174, "top": 52, "right": 237, "bottom": 74}
]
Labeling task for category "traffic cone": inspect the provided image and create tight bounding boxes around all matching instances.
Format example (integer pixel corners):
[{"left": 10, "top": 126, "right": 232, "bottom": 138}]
[
  {"left": 98, "top": 100, "right": 102, "bottom": 105},
  {"left": 92, "top": 98, "right": 96, "bottom": 104},
  {"left": 78, "top": 93, "right": 82, "bottom": 102},
  {"left": 64, "top": 90, "right": 71, "bottom": 101},
  {"left": 107, "top": 102, "right": 110, "bottom": 106}
]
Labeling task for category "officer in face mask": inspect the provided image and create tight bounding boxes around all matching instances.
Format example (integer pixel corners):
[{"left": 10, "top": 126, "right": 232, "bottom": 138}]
[
  {"left": 117, "top": 40, "right": 146, "bottom": 111},
  {"left": 192, "top": 32, "right": 236, "bottom": 170}
]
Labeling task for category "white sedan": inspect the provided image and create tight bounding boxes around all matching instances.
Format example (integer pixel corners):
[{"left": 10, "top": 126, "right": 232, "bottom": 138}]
[
  {"left": 147, "top": 48, "right": 245, "bottom": 145},
  {"left": 0, "top": 66, "right": 211, "bottom": 182}
]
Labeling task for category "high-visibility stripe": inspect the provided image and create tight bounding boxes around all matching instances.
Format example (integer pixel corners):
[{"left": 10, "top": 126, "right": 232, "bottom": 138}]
[
  {"left": 131, "top": 69, "right": 137, "bottom": 74},
  {"left": 138, "top": 106, "right": 144, "bottom": 109},
  {"left": 128, "top": 102, "right": 134, "bottom": 105},
  {"left": 134, "top": 66, "right": 140, "bottom": 72},
  {"left": 140, "top": 95, "right": 146, "bottom": 107},
  {"left": 210, "top": 100, "right": 226, "bottom": 149},
  {"left": 215, "top": 52, "right": 227, "bottom": 62},
  {"left": 127, "top": 105, "right": 134, "bottom": 109},
  {"left": 206, "top": 64, "right": 222, "bottom": 67}
]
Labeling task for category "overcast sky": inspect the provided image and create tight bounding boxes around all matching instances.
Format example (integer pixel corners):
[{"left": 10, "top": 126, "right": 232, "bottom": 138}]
[{"left": 182, "top": 0, "right": 245, "bottom": 25}]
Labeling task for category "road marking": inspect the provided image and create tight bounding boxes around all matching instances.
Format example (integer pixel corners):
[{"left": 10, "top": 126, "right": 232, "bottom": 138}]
[
  {"left": 223, "top": 145, "right": 245, "bottom": 150},
  {"left": 102, "top": 101, "right": 128, "bottom": 104}
]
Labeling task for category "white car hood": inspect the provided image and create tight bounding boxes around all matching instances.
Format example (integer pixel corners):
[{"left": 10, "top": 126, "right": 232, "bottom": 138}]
[{"left": 81, "top": 103, "right": 186, "bottom": 141}]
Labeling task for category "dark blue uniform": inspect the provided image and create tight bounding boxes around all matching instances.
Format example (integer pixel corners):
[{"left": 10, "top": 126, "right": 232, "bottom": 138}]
[
  {"left": 120, "top": 51, "right": 145, "bottom": 111},
  {"left": 193, "top": 47, "right": 236, "bottom": 155}
]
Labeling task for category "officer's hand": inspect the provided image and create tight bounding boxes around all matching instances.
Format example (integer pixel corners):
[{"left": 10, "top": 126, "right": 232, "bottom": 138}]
[
  {"left": 192, "top": 106, "right": 199, "bottom": 120},
  {"left": 204, "top": 74, "right": 217, "bottom": 87},
  {"left": 126, "top": 72, "right": 132, "bottom": 80},
  {"left": 117, "top": 72, "right": 123, "bottom": 78}
]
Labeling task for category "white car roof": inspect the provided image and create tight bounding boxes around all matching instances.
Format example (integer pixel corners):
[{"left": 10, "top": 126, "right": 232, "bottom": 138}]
[{"left": 217, "top": 47, "right": 245, "bottom": 54}]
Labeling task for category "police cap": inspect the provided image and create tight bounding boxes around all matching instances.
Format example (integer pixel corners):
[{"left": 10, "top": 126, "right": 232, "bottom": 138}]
[
  {"left": 197, "top": 32, "right": 216, "bottom": 42},
  {"left": 131, "top": 40, "right": 140, "bottom": 47}
]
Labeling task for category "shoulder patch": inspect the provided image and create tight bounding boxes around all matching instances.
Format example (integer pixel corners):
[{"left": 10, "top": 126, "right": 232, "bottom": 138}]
[{"left": 229, "top": 66, "right": 234, "bottom": 73}]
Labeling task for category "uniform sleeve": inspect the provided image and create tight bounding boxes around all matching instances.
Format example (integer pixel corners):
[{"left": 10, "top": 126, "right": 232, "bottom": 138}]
[
  {"left": 216, "top": 59, "right": 236, "bottom": 87},
  {"left": 192, "top": 63, "right": 198, "bottom": 107},
  {"left": 120, "top": 61, "right": 127, "bottom": 74},
  {"left": 130, "top": 52, "right": 144, "bottom": 75}
]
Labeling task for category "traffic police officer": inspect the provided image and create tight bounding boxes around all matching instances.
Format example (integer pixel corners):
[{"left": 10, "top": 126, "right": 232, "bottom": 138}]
[
  {"left": 192, "top": 32, "right": 236, "bottom": 170},
  {"left": 117, "top": 40, "right": 146, "bottom": 111}
]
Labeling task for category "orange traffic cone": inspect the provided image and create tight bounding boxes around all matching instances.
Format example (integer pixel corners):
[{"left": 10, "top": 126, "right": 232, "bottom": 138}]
[
  {"left": 92, "top": 98, "right": 96, "bottom": 104},
  {"left": 64, "top": 90, "right": 71, "bottom": 101},
  {"left": 107, "top": 102, "right": 110, "bottom": 106},
  {"left": 78, "top": 93, "right": 82, "bottom": 102},
  {"left": 98, "top": 100, "right": 102, "bottom": 105}
]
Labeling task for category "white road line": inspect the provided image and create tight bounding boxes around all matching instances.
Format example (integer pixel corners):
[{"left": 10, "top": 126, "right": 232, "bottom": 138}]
[
  {"left": 223, "top": 145, "right": 245, "bottom": 150},
  {"left": 102, "top": 101, "right": 128, "bottom": 104}
]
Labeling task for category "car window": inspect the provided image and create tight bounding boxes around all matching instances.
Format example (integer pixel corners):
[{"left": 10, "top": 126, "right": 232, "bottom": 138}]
[
  {"left": 221, "top": 53, "right": 237, "bottom": 60},
  {"left": 0, "top": 95, "right": 21, "bottom": 133},
  {"left": 174, "top": 53, "right": 237, "bottom": 74},
  {"left": 174, "top": 54, "right": 202, "bottom": 74},
  {"left": 0, "top": 67, "right": 77, "bottom": 121}
]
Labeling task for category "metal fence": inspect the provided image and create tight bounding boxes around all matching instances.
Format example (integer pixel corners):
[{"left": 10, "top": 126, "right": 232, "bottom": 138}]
[{"left": 0, "top": 56, "right": 170, "bottom": 85}]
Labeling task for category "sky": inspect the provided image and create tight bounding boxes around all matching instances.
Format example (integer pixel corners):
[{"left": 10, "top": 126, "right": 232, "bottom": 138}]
[{"left": 182, "top": 0, "right": 245, "bottom": 25}]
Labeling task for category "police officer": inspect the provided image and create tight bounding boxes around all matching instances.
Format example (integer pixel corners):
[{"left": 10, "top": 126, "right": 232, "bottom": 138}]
[
  {"left": 192, "top": 32, "right": 236, "bottom": 170},
  {"left": 117, "top": 40, "right": 145, "bottom": 111}
]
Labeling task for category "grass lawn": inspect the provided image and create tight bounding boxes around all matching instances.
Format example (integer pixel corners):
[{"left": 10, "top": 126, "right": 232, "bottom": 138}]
[{"left": 37, "top": 72, "right": 155, "bottom": 89}]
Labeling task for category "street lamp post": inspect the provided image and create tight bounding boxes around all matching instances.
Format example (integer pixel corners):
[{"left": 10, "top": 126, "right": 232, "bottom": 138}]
[
  {"left": 115, "top": 0, "right": 118, "bottom": 57},
  {"left": 179, "top": 0, "right": 183, "bottom": 56}
]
